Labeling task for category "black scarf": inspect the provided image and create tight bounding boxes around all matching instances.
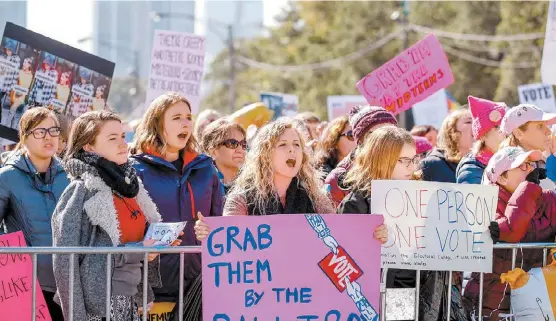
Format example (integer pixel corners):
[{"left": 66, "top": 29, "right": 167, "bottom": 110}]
[
  {"left": 246, "top": 178, "right": 316, "bottom": 216},
  {"left": 75, "top": 150, "right": 140, "bottom": 198}
]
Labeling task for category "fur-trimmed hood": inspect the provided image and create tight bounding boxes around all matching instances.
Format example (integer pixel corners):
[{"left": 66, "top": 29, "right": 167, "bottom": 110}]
[{"left": 64, "top": 158, "right": 161, "bottom": 246}]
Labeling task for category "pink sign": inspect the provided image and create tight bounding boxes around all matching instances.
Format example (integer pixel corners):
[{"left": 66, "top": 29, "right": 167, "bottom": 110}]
[
  {"left": 0, "top": 231, "right": 52, "bottom": 321},
  {"left": 202, "top": 214, "right": 383, "bottom": 321},
  {"left": 356, "top": 34, "right": 454, "bottom": 115}
]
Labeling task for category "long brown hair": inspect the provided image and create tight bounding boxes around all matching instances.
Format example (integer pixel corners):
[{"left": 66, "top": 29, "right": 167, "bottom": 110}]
[
  {"left": 132, "top": 92, "right": 198, "bottom": 155},
  {"left": 64, "top": 110, "right": 121, "bottom": 161},
  {"left": 314, "top": 116, "right": 349, "bottom": 168},
  {"left": 437, "top": 109, "right": 472, "bottom": 163},
  {"left": 344, "top": 126, "right": 414, "bottom": 198},
  {"left": 500, "top": 123, "right": 529, "bottom": 148},
  {"left": 16, "top": 107, "right": 60, "bottom": 151}
]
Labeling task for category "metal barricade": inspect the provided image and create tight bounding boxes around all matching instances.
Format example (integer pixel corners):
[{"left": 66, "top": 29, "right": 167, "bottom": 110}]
[
  {"left": 0, "top": 246, "right": 201, "bottom": 321},
  {"left": 380, "top": 243, "right": 556, "bottom": 321},
  {"left": 1, "top": 243, "right": 554, "bottom": 321}
]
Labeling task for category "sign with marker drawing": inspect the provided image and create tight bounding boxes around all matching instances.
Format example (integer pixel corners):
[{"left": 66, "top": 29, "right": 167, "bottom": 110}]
[
  {"left": 146, "top": 30, "right": 205, "bottom": 113},
  {"left": 356, "top": 34, "right": 454, "bottom": 115},
  {"left": 202, "top": 214, "right": 383, "bottom": 321},
  {"left": 371, "top": 180, "right": 495, "bottom": 273},
  {"left": 144, "top": 222, "right": 186, "bottom": 246},
  {"left": 0, "top": 231, "right": 52, "bottom": 321},
  {"left": 517, "top": 83, "right": 556, "bottom": 113}
]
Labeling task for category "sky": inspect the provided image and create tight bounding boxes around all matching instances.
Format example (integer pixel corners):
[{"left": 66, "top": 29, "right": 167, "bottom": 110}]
[{"left": 27, "top": 0, "right": 288, "bottom": 53}]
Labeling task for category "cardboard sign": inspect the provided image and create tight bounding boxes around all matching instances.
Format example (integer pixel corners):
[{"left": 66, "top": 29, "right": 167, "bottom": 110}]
[
  {"left": 202, "top": 214, "right": 383, "bottom": 321},
  {"left": 0, "top": 23, "right": 114, "bottom": 141},
  {"left": 326, "top": 95, "right": 367, "bottom": 121},
  {"left": 260, "top": 92, "right": 299, "bottom": 120},
  {"left": 0, "top": 231, "right": 51, "bottom": 321},
  {"left": 542, "top": 1, "right": 556, "bottom": 85},
  {"left": 517, "top": 83, "right": 556, "bottom": 113},
  {"left": 370, "top": 180, "right": 496, "bottom": 273},
  {"left": 356, "top": 34, "right": 454, "bottom": 115},
  {"left": 146, "top": 30, "right": 205, "bottom": 114},
  {"left": 411, "top": 89, "right": 449, "bottom": 129}
]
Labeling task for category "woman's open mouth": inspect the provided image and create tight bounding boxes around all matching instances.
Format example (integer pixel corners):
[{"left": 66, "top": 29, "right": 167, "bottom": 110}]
[
  {"left": 177, "top": 132, "right": 187, "bottom": 140},
  {"left": 286, "top": 158, "right": 296, "bottom": 168}
]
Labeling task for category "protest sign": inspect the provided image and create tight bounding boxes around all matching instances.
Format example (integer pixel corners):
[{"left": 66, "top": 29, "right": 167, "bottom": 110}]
[
  {"left": 356, "top": 34, "right": 454, "bottom": 115},
  {"left": 146, "top": 30, "right": 205, "bottom": 114},
  {"left": 371, "top": 180, "right": 496, "bottom": 273},
  {"left": 517, "top": 83, "right": 556, "bottom": 113},
  {"left": 0, "top": 22, "right": 114, "bottom": 141},
  {"left": 326, "top": 95, "right": 367, "bottom": 121},
  {"left": 0, "top": 231, "right": 51, "bottom": 321},
  {"left": 202, "top": 214, "right": 383, "bottom": 321},
  {"left": 542, "top": 1, "right": 556, "bottom": 85},
  {"left": 144, "top": 222, "right": 187, "bottom": 246},
  {"left": 260, "top": 92, "right": 299, "bottom": 119},
  {"left": 411, "top": 89, "right": 449, "bottom": 129}
]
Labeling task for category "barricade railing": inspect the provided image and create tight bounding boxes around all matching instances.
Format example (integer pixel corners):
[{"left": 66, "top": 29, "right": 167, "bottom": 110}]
[
  {"left": 380, "top": 242, "right": 556, "bottom": 321},
  {"left": 0, "top": 243, "right": 554, "bottom": 321}
]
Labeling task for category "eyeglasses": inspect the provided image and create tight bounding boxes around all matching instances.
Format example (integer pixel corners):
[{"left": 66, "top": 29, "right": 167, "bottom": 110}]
[
  {"left": 220, "top": 139, "right": 248, "bottom": 150},
  {"left": 398, "top": 156, "right": 420, "bottom": 168},
  {"left": 518, "top": 161, "right": 535, "bottom": 171},
  {"left": 27, "top": 126, "right": 61, "bottom": 139},
  {"left": 339, "top": 130, "right": 354, "bottom": 141}
]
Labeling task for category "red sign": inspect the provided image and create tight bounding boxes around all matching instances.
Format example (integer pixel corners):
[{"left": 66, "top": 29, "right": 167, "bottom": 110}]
[{"left": 318, "top": 246, "right": 363, "bottom": 292}]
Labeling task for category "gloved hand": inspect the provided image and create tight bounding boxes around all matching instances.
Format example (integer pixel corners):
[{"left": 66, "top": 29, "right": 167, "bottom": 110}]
[
  {"left": 525, "top": 168, "right": 547, "bottom": 185},
  {"left": 489, "top": 221, "right": 500, "bottom": 244}
]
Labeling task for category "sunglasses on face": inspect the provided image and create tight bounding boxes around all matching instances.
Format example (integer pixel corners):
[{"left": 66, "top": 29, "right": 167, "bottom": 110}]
[
  {"left": 398, "top": 156, "right": 420, "bottom": 168},
  {"left": 27, "top": 126, "right": 61, "bottom": 139},
  {"left": 220, "top": 139, "right": 248, "bottom": 150},
  {"left": 518, "top": 161, "right": 535, "bottom": 171},
  {"left": 339, "top": 130, "right": 354, "bottom": 141}
]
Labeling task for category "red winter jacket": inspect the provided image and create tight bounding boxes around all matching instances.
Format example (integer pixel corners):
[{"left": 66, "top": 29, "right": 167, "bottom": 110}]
[
  {"left": 464, "top": 182, "right": 556, "bottom": 319},
  {"left": 324, "top": 153, "right": 353, "bottom": 207}
]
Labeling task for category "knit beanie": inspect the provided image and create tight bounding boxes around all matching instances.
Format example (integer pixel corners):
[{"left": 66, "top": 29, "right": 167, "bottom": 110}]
[
  {"left": 349, "top": 105, "right": 398, "bottom": 144},
  {"left": 468, "top": 95, "right": 506, "bottom": 141},
  {"left": 413, "top": 136, "right": 433, "bottom": 155}
]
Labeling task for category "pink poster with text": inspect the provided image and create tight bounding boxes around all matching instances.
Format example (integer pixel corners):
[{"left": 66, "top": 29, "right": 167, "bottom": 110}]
[
  {"left": 0, "top": 231, "right": 52, "bottom": 321},
  {"left": 356, "top": 34, "right": 454, "bottom": 115},
  {"left": 202, "top": 214, "right": 383, "bottom": 321}
]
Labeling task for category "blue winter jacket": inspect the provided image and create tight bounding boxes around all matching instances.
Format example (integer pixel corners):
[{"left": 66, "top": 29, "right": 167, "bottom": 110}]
[
  {"left": 0, "top": 152, "right": 69, "bottom": 292},
  {"left": 547, "top": 154, "right": 556, "bottom": 182},
  {"left": 455, "top": 154, "right": 486, "bottom": 184},
  {"left": 420, "top": 149, "right": 459, "bottom": 183},
  {"left": 130, "top": 152, "right": 224, "bottom": 299}
]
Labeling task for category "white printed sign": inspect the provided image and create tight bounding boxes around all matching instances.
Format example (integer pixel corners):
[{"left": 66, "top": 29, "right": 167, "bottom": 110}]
[
  {"left": 371, "top": 180, "right": 496, "bottom": 273},
  {"left": 147, "top": 30, "right": 206, "bottom": 114},
  {"left": 260, "top": 92, "right": 299, "bottom": 119},
  {"left": 411, "top": 89, "right": 449, "bottom": 130},
  {"left": 542, "top": 1, "right": 556, "bottom": 85},
  {"left": 517, "top": 83, "right": 556, "bottom": 113},
  {"left": 144, "top": 222, "right": 187, "bottom": 246},
  {"left": 326, "top": 95, "right": 367, "bottom": 121}
]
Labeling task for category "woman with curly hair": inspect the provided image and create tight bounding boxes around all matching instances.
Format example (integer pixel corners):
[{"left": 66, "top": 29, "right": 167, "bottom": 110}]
[
  {"left": 420, "top": 109, "right": 474, "bottom": 183},
  {"left": 314, "top": 116, "right": 356, "bottom": 180},
  {"left": 194, "top": 118, "right": 388, "bottom": 246}
]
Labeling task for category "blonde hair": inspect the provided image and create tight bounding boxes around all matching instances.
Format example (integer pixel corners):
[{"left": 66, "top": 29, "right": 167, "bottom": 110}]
[
  {"left": 200, "top": 118, "right": 246, "bottom": 154},
  {"left": 229, "top": 118, "right": 331, "bottom": 213},
  {"left": 132, "top": 92, "right": 198, "bottom": 155},
  {"left": 314, "top": 116, "right": 349, "bottom": 168},
  {"left": 16, "top": 107, "right": 60, "bottom": 151},
  {"left": 500, "top": 123, "right": 529, "bottom": 148},
  {"left": 194, "top": 109, "right": 221, "bottom": 140},
  {"left": 344, "top": 126, "right": 414, "bottom": 198},
  {"left": 437, "top": 109, "right": 472, "bottom": 163}
]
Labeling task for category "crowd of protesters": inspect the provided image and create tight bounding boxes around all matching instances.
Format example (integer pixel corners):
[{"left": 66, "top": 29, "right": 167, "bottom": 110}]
[{"left": 0, "top": 91, "right": 555, "bottom": 321}]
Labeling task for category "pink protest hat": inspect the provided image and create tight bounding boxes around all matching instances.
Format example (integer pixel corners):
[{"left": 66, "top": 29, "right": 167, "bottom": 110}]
[
  {"left": 482, "top": 146, "right": 543, "bottom": 185},
  {"left": 413, "top": 136, "right": 433, "bottom": 155},
  {"left": 468, "top": 96, "right": 507, "bottom": 140},
  {"left": 500, "top": 104, "right": 556, "bottom": 135}
]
